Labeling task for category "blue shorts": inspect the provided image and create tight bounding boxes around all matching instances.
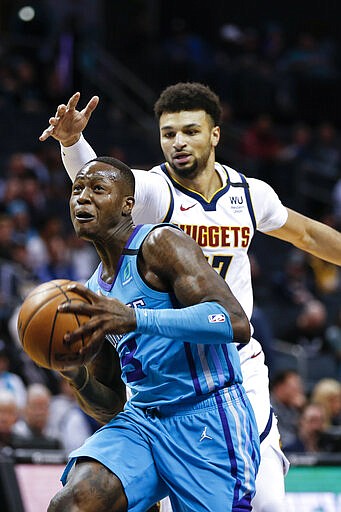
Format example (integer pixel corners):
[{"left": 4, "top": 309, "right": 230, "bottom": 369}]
[{"left": 61, "top": 384, "right": 260, "bottom": 512}]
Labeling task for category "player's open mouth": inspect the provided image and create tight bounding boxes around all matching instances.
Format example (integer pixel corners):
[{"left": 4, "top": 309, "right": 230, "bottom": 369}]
[
  {"left": 75, "top": 210, "right": 95, "bottom": 222},
  {"left": 173, "top": 153, "right": 191, "bottom": 165}
]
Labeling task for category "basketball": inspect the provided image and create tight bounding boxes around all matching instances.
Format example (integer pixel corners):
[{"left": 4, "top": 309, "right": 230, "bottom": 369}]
[{"left": 17, "top": 279, "right": 92, "bottom": 371}]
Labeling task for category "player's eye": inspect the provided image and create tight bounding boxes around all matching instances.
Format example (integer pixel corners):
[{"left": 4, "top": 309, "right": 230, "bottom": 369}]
[{"left": 72, "top": 184, "right": 82, "bottom": 193}]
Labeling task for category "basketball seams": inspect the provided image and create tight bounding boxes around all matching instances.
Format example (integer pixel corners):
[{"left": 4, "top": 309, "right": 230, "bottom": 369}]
[
  {"left": 19, "top": 286, "right": 71, "bottom": 346},
  {"left": 48, "top": 308, "right": 60, "bottom": 368},
  {"left": 18, "top": 279, "right": 93, "bottom": 370}
]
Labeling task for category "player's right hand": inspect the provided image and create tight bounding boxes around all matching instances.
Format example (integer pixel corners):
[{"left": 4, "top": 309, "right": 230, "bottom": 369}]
[{"left": 39, "top": 92, "right": 99, "bottom": 146}]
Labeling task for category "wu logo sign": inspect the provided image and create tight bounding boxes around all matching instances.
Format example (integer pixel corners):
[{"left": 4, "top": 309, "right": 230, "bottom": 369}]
[{"left": 230, "top": 196, "right": 243, "bottom": 205}]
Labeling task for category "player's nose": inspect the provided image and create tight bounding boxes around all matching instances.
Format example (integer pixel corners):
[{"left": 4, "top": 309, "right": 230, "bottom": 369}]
[
  {"left": 173, "top": 133, "right": 186, "bottom": 148},
  {"left": 77, "top": 187, "right": 92, "bottom": 203}
]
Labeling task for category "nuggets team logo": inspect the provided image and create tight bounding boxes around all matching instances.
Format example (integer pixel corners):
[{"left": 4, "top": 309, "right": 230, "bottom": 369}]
[
  {"left": 122, "top": 262, "right": 132, "bottom": 285},
  {"left": 208, "top": 314, "right": 226, "bottom": 323}
]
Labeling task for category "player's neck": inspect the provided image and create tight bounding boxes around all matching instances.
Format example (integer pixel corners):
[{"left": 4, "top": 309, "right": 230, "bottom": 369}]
[
  {"left": 169, "top": 163, "right": 223, "bottom": 201},
  {"left": 95, "top": 223, "right": 134, "bottom": 283}
]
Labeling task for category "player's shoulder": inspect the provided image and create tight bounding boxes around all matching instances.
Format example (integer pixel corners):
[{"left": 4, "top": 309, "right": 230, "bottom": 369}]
[{"left": 244, "top": 176, "right": 278, "bottom": 195}]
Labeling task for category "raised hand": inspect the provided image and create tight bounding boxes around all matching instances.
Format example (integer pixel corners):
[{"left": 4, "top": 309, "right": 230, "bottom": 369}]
[{"left": 39, "top": 92, "right": 99, "bottom": 146}]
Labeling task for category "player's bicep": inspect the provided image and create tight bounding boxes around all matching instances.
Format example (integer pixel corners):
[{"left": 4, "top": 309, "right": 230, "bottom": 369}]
[{"left": 146, "top": 227, "right": 236, "bottom": 308}]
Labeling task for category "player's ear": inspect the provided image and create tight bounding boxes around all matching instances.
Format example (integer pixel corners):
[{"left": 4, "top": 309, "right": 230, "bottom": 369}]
[
  {"left": 122, "top": 196, "right": 134, "bottom": 216},
  {"left": 211, "top": 125, "right": 220, "bottom": 147}
]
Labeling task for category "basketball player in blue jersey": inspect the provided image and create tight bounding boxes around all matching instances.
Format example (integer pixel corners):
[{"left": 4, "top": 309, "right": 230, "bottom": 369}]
[
  {"left": 40, "top": 83, "right": 341, "bottom": 512},
  {"left": 47, "top": 156, "right": 260, "bottom": 512}
]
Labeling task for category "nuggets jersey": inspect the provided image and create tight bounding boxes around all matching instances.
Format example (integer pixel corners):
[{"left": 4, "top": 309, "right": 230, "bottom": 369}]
[
  {"left": 149, "top": 163, "right": 287, "bottom": 321},
  {"left": 86, "top": 224, "right": 243, "bottom": 408}
]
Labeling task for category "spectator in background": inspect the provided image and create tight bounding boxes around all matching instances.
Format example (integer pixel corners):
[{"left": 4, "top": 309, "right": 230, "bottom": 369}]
[
  {"left": 284, "top": 299, "right": 328, "bottom": 354},
  {"left": 284, "top": 402, "right": 327, "bottom": 454},
  {"left": 67, "top": 234, "right": 98, "bottom": 283},
  {"left": 311, "top": 378, "right": 341, "bottom": 427},
  {"left": 270, "top": 248, "right": 318, "bottom": 340},
  {"left": 325, "top": 307, "right": 341, "bottom": 379},
  {"left": 47, "top": 378, "right": 97, "bottom": 455},
  {"left": 270, "top": 369, "right": 307, "bottom": 449},
  {"left": 35, "top": 234, "right": 77, "bottom": 283},
  {"left": 7, "top": 199, "right": 37, "bottom": 244},
  {"left": 239, "top": 113, "right": 282, "bottom": 184},
  {"left": 298, "top": 121, "right": 341, "bottom": 217},
  {"left": 0, "top": 390, "right": 27, "bottom": 450},
  {"left": 332, "top": 178, "right": 341, "bottom": 230},
  {"left": 0, "top": 340, "right": 26, "bottom": 410},
  {"left": 275, "top": 122, "right": 313, "bottom": 208},
  {"left": 13, "top": 383, "right": 61, "bottom": 449},
  {"left": 0, "top": 213, "right": 14, "bottom": 261},
  {"left": 26, "top": 215, "right": 64, "bottom": 273}
]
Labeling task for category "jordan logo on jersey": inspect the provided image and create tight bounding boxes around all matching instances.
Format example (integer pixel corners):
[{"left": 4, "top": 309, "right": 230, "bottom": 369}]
[{"left": 200, "top": 426, "right": 213, "bottom": 442}]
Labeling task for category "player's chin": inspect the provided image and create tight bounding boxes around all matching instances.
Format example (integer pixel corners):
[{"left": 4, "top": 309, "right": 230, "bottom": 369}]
[{"left": 74, "top": 224, "right": 97, "bottom": 240}]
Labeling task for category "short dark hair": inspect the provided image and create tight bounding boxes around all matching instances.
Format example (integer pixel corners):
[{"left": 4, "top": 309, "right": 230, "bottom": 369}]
[
  {"left": 85, "top": 156, "right": 135, "bottom": 194},
  {"left": 154, "top": 82, "right": 222, "bottom": 126},
  {"left": 270, "top": 369, "right": 299, "bottom": 390}
]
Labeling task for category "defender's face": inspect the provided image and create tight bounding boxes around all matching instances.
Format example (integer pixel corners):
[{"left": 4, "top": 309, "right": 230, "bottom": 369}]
[
  {"left": 70, "top": 162, "right": 126, "bottom": 241},
  {"left": 159, "top": 110, "right": 220, "bottom": 179}
]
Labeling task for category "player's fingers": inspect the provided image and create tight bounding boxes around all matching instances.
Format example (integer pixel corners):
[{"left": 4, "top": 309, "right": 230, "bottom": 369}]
[
  {"left": 48, "top": 116, "right": 60, "bottom": 125},
  {"left": 58, "top": 300, "right": 93, "bottom": 317},
  {"left": 79, "top": 333, "right": 104, "bottom": 360},
  {"left": 56, "top": 104, "right": 67, "bottom": 116},
  {"left": 54, "top": 103, "right": 66, "bottom": 117},
  {"left": 66, "top": 282, "right": 95, "bottom": 301},
  {"left": 82, "top": 96, "right": 99, "bottom": 120},
  {"left": 64, "top": 318, "right": 99, "bottom": 346},
  {"left": 66, "top": 91, "right": 81, "bottom": 110},
  {"left": 39, "top": 125, "right": 54, "bottom": 141}
]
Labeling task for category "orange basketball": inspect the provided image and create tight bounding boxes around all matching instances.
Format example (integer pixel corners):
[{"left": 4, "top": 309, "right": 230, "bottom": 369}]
[{"left": 17, "top": 279, "right": 92, "bottom": 371}]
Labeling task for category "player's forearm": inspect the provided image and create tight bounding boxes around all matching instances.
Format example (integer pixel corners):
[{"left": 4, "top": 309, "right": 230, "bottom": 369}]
[
  {"left": 304, "top": 222, "right": 341, "bottom": 265},
  {"left": 60, "top": 134, "right": 97, "bottom": 182},
  {"left": 61, "top": 366, "right": 126, "bottom": 424},
  {"left": 134, "top": 301, "right": 250, "bottom": 344}
]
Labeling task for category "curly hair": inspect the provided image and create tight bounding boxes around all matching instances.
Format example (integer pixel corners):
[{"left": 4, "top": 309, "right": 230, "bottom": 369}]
[{"left": 154, "top": 82, "right": 222, "bottom": 126}]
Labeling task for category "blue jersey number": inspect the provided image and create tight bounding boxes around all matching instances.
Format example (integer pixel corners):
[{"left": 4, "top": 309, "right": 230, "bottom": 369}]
[{"left": 121, "top": 338, "right": 146, "bottom": 383}]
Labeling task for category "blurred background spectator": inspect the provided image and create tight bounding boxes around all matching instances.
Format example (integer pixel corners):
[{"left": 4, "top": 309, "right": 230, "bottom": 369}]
[
  {"left": 270, "top": 369, "right": 307, "bottom": 449},
  {"left": 284, "top": 402, "right": 328, "bottom": 454},
  {"left": 12, "top": 383, "right": 61, "bottom": 449}
]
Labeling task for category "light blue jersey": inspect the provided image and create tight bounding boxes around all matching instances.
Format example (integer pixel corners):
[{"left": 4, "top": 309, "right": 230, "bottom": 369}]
[
  {"left": 62, "top": 223, "right": 260, "bottom": 511},
  {"left": 86, "top": 223, "right": 243, "bottom": 408}
]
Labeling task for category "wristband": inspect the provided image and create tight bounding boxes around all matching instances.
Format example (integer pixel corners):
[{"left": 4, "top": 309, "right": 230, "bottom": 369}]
[{"left": 135, "top": 301, "right": 234, "bottom": 344}]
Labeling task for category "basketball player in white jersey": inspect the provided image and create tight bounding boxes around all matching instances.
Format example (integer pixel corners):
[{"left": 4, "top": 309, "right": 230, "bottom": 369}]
[{"left": 40, "top": 83, "right": 341, "bottom": 512}]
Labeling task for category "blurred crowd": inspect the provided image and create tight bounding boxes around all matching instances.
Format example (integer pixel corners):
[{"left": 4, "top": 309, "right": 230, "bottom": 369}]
[{"left": 0, "top": 2, "right": 341, "bottom": 459}]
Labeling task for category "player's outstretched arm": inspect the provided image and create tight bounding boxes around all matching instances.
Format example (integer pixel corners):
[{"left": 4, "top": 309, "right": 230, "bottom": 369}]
[
  {"left": 39, "top": 92, "right": 99, "bottom": 145},
  {"left": 267, "top": 208, "right": 341, "bottom": 266}
]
